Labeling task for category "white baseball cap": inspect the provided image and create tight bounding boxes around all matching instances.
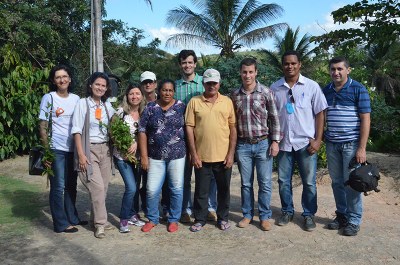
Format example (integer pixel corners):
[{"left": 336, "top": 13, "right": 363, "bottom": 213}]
[
  {"left": 140, "top": 71, "right": 156, "bottom": 82},
  {"left": 203, "top": 68, "right": 220, "bottom": 83}
]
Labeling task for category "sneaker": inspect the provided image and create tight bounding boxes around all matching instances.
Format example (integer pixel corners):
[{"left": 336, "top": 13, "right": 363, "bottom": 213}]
[
  {"left": 180, "top": 212, "right": 192, "bottom": 223},
  {"left": 304, "top": 216, "right": 316, "bottom": 231},
  {"left": 237, "top": 217, "right": 252, "bottom": 228},
  {"left": 277, "top": 212, "right": 293, "bottom": 226},
  {"left": 260, "top": 220, "right": 272, "bottom": 231},
  {"left": 128, "top": 215, "right": 145, "bottom": 227},
  {"left": 327, "top": 212, "right": 348, "bottom": 230},
  {"left": 141, "top": 222, "right": 156, "bottom": 232},
  {"left": 119, "top": 219, "right": 130, "bottom": 233},
  {"left": 342, "top": 223, "right": 360, "bottom": 236},
  {"left": 207, "top": 211, "right": 217, "bottom": 222},
  {"left": 94, "top": 226, "right": 105, "bottom": 239},
  {"left": 167, "top": 222, "right": 179, "bottom": 233}
]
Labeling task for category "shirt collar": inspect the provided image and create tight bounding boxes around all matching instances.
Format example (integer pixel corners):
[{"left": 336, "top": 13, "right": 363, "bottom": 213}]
[
  {"left": 239, "top": 81, "right": 262, "bottom": 94},
  {"left": 181, "top": 73, "right": 201, "bottom": 84},
  {"left": 88, "top": 97, "right": 105, "bottom": 108},
  {"left": 330, "top": 77, "right": 353, "bottom": 91},
  {"left": 276, "top": 74, "right": 305, "bottom": 89},
  {"left": 201, "top": 92, "right": 222, "bottom": 102}
]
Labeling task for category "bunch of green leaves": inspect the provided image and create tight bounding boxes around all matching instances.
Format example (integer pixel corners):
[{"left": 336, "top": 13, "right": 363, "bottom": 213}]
[
  {"left": 110, "top": 117, "right": 137, "bottom": 164},
  {"left": 41, "top": 101, "right": 55, "bottom": 177}
]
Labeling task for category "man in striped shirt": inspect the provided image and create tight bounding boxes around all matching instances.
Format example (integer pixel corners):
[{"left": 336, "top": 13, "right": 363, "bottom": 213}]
[
  {"left": 231, "top": 58, "right": 280, "bottom": 231},
  {"left": 323, "top": 57, "right": 371, "bottom": 236}
]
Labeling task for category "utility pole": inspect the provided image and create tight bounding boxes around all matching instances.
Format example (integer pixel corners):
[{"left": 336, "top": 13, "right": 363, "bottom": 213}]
[{"left": 90, "top": 0, "right": 104, "bottom": 73}]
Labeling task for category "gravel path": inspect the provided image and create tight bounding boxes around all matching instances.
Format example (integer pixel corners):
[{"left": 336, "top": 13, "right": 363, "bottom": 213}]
[{"left": 1, "top": 152, "right": 399, "bottom": 265}]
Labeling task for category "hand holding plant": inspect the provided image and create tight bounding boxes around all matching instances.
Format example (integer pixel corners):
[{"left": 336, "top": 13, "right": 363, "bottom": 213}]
[{"left": 110, "top": 116, "right": 137, "bottom": 164}]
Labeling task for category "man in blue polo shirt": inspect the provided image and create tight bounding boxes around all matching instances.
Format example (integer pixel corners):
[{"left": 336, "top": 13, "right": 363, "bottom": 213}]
[{"left": 323, "top": 57, "right": 371, "bottom": 236}]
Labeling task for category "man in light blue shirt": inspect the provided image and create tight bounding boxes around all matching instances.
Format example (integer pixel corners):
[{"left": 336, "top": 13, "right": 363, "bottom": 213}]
[{"left": 270, "top": 50, "right": 327, "bottom": 231}]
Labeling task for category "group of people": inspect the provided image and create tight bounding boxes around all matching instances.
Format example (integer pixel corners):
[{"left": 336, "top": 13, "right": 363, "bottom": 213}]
[{"left": 39, "top": 49, "right": 370, "bottom": 239}]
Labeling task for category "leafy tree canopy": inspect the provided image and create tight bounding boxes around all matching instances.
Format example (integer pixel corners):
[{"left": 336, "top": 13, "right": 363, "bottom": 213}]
[{"left": 313, "top": 0, "right": 400, "bottom": 49}]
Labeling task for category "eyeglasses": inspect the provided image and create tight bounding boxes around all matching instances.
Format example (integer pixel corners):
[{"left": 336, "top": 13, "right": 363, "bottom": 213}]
[
  {"left": 55, "top": 75, "right": 70, "bottom": 81},
  {"left": 288, "top": 89, "right": 295, "bottom": 103}
]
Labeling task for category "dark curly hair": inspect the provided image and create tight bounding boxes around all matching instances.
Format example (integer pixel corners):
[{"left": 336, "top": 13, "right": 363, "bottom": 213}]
[{"left": 86, "top": 72, "right": 111, "bottom": 102}]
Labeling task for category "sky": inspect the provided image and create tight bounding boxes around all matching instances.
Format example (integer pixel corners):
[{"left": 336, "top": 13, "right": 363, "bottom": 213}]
[{"left": 105, "top": 0, "right": 359, "bottom": 55}]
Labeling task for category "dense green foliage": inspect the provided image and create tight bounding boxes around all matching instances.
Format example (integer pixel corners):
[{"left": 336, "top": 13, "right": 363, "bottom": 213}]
[
  {"left": 312, "top": 0, "right": 399, "bottom": 49},
  {"left": 0, "top": 48, "right": 50, "bottom": 160},
  {"left": 0, "top": 0, "right": 399, "bottom": 160}
]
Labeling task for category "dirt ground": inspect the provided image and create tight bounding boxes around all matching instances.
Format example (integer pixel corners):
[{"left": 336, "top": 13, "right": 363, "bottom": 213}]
[{"left": 0, "top": 152, "right": 399, "bottom": 265}]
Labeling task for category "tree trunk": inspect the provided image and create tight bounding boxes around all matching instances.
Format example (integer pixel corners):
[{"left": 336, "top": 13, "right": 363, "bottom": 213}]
[{"left": 91, "top": 0, "right": 104, "bottom": 73}]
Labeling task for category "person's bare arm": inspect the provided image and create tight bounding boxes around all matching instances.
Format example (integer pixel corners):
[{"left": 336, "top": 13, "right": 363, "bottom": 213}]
[
  {"left": 74, "top": 133, "right": 89, "bottom": 172},
  {"left": 138, "top": 132, "right": 149, "bottom": 171},
  {"left": 186, "top": 125, "right": 202, "bottom": 169},
  {"left": 308, "top": 111, "right": 325, "bottom": 154},
  {"left": 38, "top": 120, "right": 52, "bottom": 168},
  {"left": 356, "top": 113, "right": 370, "bottom": 163},
  {"left": 224, "top": 124, "right": 237, "bottom": 168}
]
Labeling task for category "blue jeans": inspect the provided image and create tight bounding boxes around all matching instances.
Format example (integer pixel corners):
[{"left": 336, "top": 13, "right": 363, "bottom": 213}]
[
  {"left": 277, "top": 145, "right": 318, "bottom": 216},
  {"left": 326, "top": 141, "right": 363, "bottom": 225},
  {"left": 236, "top": 139, "right": 273, "bottom": 221},
  {"left": 182, "top": 157, "right": 217, "bottom": 215},
  {"left": 146, "top": 157, "right": 185, "bottom": 224},
  {"left": 50, "top": 150, "right": 80, "bottom": 232},
  {"left": 114, "top": 158, "right": 140, "bottom": 220}
]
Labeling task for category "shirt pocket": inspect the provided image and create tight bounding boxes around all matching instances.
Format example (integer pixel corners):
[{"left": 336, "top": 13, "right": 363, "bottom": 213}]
[{"left": 297, "top": 95, "right": 312, "bottom": 109}]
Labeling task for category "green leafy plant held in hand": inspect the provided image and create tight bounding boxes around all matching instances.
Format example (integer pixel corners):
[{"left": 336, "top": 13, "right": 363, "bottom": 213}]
[
  {"left": 110, "top": 117, "right": 137, "bottom": 164},
  {"left": 41, "top": 101, "right": 55, "bottom": 177}
]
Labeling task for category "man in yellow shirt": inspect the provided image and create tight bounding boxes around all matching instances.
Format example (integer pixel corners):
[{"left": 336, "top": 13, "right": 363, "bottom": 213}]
[{"left": 185, "top": 68, "right": 237, "bottom": 232}]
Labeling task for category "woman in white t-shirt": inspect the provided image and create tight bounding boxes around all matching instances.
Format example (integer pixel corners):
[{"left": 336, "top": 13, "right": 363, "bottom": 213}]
[
  {"left": 39, "top": 65, "right": 85, "bottom": 233},
  {"left": 113, "top": 84, "right": 147, "bottom": 233}
]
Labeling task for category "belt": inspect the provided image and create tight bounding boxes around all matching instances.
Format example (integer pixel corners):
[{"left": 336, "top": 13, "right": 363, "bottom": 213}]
[
  {"left": 91, "top": 142, "right": 107, "bottom": 145},
  {"left": 239, "top": 135, "right": 268, "bottom": 144}
]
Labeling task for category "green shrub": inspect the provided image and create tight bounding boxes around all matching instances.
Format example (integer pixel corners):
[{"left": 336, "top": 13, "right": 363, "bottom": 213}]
[{"left": 0, "top": 46, "right": 50, "bottom": 160}]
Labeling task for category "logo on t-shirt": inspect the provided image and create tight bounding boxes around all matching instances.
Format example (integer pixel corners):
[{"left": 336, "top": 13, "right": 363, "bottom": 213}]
[{"left": 55, "top": 107, "right": 65, "bottom": 117}]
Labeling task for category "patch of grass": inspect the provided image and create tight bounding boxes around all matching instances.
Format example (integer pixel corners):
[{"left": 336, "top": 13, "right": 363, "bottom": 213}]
[{"left": 0, "top": 176, "right": 43, "bottom": 239}]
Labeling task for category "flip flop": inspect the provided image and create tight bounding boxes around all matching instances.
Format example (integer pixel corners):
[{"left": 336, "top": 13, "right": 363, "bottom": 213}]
[
  {"left": 218, "top": 221, "right": 231, "bottom": 231},
  {"left": 189, "top": 222, "right": 204, "bottom": 232}
]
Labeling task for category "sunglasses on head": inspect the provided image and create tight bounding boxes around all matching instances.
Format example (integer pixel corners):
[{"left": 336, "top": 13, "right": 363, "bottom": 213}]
[{"left": 288, "top": 89, "right": 295, "bottom": 103}]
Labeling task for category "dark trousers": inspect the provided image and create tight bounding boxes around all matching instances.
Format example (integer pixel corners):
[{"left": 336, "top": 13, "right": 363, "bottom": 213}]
[{"left": 193, "top": 162, "right": 232, "bottom": 225}]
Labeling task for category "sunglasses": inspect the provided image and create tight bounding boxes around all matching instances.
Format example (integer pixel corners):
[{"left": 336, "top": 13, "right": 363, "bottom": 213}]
[
  {"left": 141, "top": 80, "right": 155, "bottom": 85},
  {"left": 288, "top": 89, "right": 295, "bottom": 103}
]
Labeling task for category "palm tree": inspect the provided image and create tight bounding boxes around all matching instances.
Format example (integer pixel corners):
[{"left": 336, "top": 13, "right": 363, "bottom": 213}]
[
  {"left": 262, "top": 26, "right": 315, "bottom": 77},
  {"left": 166, "top": 0, "right": 287, "bottom": 58},
  {"left": 367, "top": 39, "right": 400, "bottom": 106}
]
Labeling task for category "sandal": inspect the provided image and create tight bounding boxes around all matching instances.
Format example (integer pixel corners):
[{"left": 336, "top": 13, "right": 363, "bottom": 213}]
[
  {"left": 189, "top": 222, "right": 204, "bottom": 232},
  {"left": 218, "top": 221, "right": 231, "bottom": 231}
]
